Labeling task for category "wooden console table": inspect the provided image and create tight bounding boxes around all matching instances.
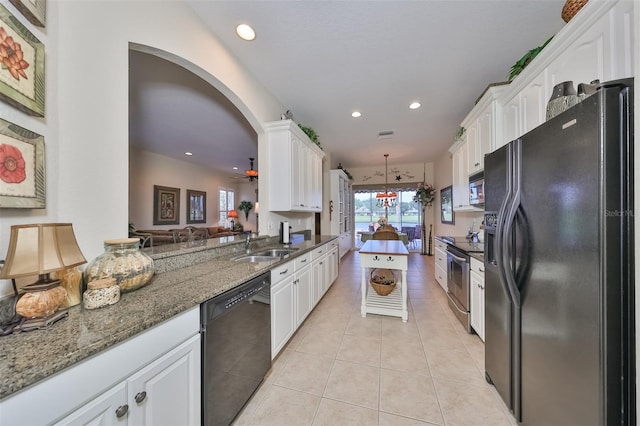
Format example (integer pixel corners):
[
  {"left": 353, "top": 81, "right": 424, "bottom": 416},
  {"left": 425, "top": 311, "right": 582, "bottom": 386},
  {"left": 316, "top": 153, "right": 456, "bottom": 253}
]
[{"left": 359, "top": 240, "right": 409, "bottom": 322}]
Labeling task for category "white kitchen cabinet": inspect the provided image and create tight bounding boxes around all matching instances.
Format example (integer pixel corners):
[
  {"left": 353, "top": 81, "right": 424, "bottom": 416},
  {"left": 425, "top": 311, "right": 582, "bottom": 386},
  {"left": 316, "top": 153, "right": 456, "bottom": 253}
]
[
  {"left": 294, "top": 255, "right": 313, "bottom": 328},
  {"left": 330, "top": 169, "right": 353, "bottom": 257},
  {"left": 266, "top": 120, "right": 325, "bottom": 212},
  {"left": 497, "top": 0, "right": 633, "bottom": 150},
  {"left": 434, "top": 239, "right": 448, "bottom": 292},
  {"left": 1, "top": 308, "right": 201, "bottom": 426},
  {"left": 54, "top": 382, "right": 128, "bottom": 425},
  {"left": 470, "top": 257, "right": 485, "bottom": 342},
  {"left": 271, "top": 261, "right": 296, "bottom": 359},
  {"left": 449, "top": 141, "right": 476, "bottom": 212},
  {"left": 56, "top": 334, "right": 201, "bottom": 426}
]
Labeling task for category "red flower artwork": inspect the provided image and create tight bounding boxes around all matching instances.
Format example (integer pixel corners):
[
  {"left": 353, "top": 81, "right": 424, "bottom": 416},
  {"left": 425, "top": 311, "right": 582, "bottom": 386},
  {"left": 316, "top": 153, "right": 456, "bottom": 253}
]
[
  {"left": 0, "top": 26, "right": 30, "bottom": 81},
  {"left": 0, "top": 143, "right": 26, "bottom": 183}
]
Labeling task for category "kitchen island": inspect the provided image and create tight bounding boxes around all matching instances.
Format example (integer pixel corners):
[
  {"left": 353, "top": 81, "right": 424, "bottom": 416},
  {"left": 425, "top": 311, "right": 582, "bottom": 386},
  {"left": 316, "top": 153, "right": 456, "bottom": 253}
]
[
  {"left": 359, "top": 240, "right": 409, "bottom": 322},
  {"left": 0, "top": 234, "right": 338, "bottom": 424}
]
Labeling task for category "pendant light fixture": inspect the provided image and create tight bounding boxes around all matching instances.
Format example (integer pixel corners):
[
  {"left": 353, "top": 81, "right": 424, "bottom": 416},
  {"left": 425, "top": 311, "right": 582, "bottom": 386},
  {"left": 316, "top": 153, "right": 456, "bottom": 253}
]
[
  {"left": 245, "top": 157, "right": 258, "bottom": 181},
  {"left": 376, "top": 154, "right": 397, "bottom": 214}
]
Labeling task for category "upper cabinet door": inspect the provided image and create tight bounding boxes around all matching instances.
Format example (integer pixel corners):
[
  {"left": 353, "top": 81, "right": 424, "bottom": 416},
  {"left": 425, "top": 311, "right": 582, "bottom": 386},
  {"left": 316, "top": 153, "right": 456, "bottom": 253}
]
[{"left": 266, "top": 120, "right": 325, "bottom": 212}]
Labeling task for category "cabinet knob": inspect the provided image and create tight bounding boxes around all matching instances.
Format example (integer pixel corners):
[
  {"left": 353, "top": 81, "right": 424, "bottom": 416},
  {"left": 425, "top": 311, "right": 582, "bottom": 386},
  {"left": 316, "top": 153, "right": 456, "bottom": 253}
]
[
  {"left": 135, "top": 391, "right": 147, "bottom": 403},
  {"left": 115, "top": 405, "right": 129, "bottom": 418}
]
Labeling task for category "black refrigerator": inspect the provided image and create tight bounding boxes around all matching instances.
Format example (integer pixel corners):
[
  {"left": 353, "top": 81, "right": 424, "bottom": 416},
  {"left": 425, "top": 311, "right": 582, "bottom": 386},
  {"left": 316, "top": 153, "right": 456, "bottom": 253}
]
[{"left": 483, "top": 78, "right": 635, "bottom": 425}]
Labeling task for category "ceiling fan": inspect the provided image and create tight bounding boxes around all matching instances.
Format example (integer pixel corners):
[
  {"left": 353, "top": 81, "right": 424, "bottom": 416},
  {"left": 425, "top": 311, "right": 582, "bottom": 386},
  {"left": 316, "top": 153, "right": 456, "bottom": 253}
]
[{"left": 231, "top": 157, "right": 259, "bottom": 182}]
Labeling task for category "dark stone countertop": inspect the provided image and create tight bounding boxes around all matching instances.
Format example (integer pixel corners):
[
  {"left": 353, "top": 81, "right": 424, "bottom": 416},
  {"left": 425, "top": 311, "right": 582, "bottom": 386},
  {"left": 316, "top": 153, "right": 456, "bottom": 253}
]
[{"left": 0, "top": 235, "right": 337, "bottom": 400}]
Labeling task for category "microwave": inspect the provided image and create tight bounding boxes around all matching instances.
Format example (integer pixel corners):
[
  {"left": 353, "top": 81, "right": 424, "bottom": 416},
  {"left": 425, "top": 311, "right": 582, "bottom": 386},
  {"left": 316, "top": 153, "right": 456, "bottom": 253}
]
[{"left": 469, "top": 171, "right": 484, "bottom": 206}]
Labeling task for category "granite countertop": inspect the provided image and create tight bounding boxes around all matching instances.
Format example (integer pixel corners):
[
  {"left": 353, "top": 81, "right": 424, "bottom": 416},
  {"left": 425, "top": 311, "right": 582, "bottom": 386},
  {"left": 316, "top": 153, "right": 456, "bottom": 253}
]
[
  {"left": 435, "top": 235, "right": 485, "bottom": 262},
  {"left": 0, "top": 235, "right": 337, "bottom": 400}
]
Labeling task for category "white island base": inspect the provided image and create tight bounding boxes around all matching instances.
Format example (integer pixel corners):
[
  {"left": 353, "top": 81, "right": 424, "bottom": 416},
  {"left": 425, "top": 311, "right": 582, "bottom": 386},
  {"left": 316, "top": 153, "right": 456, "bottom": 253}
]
[{"left": 359, "top": 240, "right": 409, "bottom": 322}]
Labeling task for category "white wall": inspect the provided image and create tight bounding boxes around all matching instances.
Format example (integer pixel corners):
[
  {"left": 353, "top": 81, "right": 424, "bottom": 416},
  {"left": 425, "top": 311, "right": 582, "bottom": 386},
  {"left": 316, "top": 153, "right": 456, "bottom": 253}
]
[
  {"left": 0, "top": 1, "right": 285, "bottom": 298},
  {"left": 432, "top": 149, "right": 483, "bottom": 237},
  {"left": 129, "top": 148, "right": 242, "bottom": 230}
]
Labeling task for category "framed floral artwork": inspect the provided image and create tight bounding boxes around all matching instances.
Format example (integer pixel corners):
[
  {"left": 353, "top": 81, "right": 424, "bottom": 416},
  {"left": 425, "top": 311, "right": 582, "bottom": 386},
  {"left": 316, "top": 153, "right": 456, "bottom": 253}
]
[
  {"left": 9, "top": 0, "right": 46, "bottom": 27},
  {"left": 0, "top": 117, "right": 45, "bottom": 208},
  {"left": 187, "top": 189, "right": 206, "bottom": 224},
  {"left": 153, "top": 185, "right": 180, "bottom": 225},
  {"left": 0, "top": 4, "right": 45, "bottom": 116},
  {"left": 440, "top": 185, "right": 454, "bottom": 224}
]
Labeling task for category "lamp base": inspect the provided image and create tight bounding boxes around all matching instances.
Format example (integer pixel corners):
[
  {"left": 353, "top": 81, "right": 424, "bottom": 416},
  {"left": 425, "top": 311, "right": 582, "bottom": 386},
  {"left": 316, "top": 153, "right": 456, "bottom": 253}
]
[{"left": 14, "top": 310, "right": 69, "bottom": 333}]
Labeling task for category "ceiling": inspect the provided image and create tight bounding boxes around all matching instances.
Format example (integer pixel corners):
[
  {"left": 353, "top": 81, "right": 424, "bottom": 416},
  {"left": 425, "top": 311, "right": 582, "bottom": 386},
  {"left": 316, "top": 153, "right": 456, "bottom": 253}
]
[{"left": 130, "top": 1, "right": 567, "bottom": 175}]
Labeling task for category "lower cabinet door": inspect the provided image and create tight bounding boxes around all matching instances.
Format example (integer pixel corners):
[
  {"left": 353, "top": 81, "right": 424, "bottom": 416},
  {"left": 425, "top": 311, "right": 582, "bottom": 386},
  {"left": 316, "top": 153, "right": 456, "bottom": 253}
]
[
  {"left": 470, "top": 270, "right": 485, "bottom": 341},
  {"left": 271, "top": 276, "right": 296, "bottom": 359},
  {"left": 295, "top": 266, "right": 313, "bottom": 328},
  {"left": 54, "top": 382, "right": 129, "bottom": 425},
  {"left": 126, "top": 334, "right": 201, "bottom": 426}
]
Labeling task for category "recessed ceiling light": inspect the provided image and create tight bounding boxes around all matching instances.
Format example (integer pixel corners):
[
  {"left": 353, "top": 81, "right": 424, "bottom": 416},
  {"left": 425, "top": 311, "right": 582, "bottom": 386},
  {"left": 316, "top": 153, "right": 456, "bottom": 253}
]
[
  {"left": 409, "top": 102, "right": 421, "bottom": 110},
  {"left": 351, "top": 111, "right": 362, "bottom": 118},
  {"left": 185, "top": 152, "right": 193, "bottom": 156},
  {"left": 236, "top": 24, "right": 256, "bottom": 41},
  {"left": 233, "top": 166, "right": 238, "bottom": 170}
]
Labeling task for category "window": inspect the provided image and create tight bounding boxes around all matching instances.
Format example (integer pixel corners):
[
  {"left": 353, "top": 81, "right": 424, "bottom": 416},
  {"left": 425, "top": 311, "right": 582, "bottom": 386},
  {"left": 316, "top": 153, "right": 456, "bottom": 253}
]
[
  {"left": 354, "top": 189, "right": 419, "bottom": 232},
  {"left": 219, "top": 189, "right": 235, "bottom": 226}
]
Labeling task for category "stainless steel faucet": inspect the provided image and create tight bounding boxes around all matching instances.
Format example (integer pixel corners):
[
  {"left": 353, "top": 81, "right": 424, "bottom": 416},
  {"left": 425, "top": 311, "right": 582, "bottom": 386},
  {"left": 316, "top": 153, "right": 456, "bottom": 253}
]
[{"left": 245, "top": 233, "right": 253, "bottom": 253}]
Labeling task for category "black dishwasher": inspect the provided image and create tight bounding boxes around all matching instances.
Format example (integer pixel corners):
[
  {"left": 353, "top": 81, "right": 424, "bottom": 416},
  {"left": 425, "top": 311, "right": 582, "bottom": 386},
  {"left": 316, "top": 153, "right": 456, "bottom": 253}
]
[{"left": 201, "top": 272, "right": 271, "bottom": 425}]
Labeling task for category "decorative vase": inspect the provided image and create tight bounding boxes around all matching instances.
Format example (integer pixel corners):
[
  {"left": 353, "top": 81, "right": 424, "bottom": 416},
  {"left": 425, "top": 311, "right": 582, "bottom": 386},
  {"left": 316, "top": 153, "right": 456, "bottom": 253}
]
[
  {"left": 84, "top": 238, "right": 155, "bottom": 293},
  {"left": 546, "top": 81, "right": 579, "bottom": 120}
]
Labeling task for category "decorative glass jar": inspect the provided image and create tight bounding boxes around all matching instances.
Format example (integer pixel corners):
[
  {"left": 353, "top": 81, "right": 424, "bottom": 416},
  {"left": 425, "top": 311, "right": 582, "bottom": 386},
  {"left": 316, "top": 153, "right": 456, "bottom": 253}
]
[
  {"left": 83, "top": 278, "right": 120, "bottom": 309},
  {"left": 84, "top": 238, "right": 154, "bottom": 293}
]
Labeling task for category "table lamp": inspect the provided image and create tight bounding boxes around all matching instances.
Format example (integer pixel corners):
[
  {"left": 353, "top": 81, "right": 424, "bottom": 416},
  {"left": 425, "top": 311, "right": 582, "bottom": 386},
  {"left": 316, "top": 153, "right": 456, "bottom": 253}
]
[
  {"left": 0, "top": 223, "right": 86, "bottom": 329},
  {"left": 228, "top": 210, "right": 238, "bottom": 229}
]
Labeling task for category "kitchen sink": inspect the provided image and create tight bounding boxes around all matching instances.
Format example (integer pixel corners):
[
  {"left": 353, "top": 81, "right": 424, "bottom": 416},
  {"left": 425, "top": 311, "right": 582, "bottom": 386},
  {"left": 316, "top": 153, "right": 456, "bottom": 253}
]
[
  {"left": 232, "top": 255, "right": 279, "bottom": 263},
  {"left": 251, "top": 248, "right": 299, "bottom": 257},
  {"left": 231, "top": 247, "right": 299, "bottom": 263}
]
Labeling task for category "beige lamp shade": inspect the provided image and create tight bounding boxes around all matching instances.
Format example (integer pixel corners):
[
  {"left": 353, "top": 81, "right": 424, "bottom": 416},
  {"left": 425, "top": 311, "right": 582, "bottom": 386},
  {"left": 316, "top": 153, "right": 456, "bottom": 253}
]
[
  {"left": 0, "top": 223, "right": 87, "bottom": 279},
  {"left": 254, "top": 202, "right": 259, "bottom": 214}
]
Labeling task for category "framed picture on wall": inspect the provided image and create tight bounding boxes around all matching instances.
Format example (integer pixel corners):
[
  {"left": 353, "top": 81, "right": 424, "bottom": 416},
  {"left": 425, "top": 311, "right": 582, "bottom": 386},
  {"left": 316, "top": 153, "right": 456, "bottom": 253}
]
[
  {"left": 187, "top": 189, "right": 206, "bottom": 224},
  {"left": 0, "top": 4, "right": 46, "bottom": 116},
  {"left": 153, "top": 185, "right": 180, "bottom": 225},
  {"left": 440, "top": 185, "right": 454, "bottom": 224},
  {"left": 9, "top": 0, "right": 46, "bottom": 27},
  {"left": 0, "top": 117, "right": 45, "bottom": 208}
]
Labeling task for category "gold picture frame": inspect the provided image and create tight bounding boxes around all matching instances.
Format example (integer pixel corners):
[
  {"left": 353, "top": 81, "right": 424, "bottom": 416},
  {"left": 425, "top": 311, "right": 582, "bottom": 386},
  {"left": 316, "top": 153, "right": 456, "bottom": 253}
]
[
  {"left": 0, "top": 4, "right": 45, "bottom": 116},
  {"left": 153, "top": 185, "right": 180, "bottom": 225},
  {"left": 0, "top": 117, "right": 45, "bottom": 209}
]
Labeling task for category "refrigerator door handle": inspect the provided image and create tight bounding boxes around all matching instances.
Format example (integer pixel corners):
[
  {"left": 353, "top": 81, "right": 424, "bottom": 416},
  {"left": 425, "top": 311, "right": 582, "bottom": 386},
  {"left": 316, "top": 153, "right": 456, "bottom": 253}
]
[
  {"left": 495, "top": 143, "right": 516, "bottom": 303},
  {"left": 501, "top": 139, "right": 522, "bottom": 308}
]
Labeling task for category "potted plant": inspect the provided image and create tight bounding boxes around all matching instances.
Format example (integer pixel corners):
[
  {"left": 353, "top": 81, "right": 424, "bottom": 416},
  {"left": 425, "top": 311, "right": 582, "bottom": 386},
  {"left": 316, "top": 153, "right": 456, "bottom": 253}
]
[
  {"left": 238, "top": 201, "right": 253, "bottom": 220},
  {"left": 413, "top": 182, "right": 437, "bottom": 255}
]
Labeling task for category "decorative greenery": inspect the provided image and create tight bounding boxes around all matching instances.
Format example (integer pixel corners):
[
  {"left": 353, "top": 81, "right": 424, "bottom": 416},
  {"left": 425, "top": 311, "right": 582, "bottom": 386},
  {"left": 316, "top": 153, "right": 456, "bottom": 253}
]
[
  {"left": 455, "top": 126, "right": 466, "bottom": 141},
  {"left": 508, "top": 36, "right": 553, "bottom": 82},
  {"left": 238, "top": 200, "right": 253, "bottom": 220},
  {"left": 298, "top": 124, "right": 322, "bottom": 149},
  {"left": 413, "top": 182, "right": 437, "bottom": 207}
]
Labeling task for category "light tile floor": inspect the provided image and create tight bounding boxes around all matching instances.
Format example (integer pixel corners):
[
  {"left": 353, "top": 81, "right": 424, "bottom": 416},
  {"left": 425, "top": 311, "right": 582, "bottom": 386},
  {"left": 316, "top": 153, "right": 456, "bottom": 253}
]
[{"left": 234, "top": 251, "right": 517, "bottom": 426}]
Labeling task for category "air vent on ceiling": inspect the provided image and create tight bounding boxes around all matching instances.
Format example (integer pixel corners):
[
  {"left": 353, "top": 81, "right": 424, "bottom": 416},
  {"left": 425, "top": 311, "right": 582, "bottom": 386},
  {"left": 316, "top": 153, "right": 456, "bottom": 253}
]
[{"left": 378, "top": 130, "right": 394, "bottom": 139}]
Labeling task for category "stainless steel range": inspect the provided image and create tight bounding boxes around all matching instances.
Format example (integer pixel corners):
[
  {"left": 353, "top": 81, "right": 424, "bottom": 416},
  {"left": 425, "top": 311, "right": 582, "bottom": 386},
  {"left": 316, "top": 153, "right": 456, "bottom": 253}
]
[{"left": 441, "top": 237, "right": 483, "bottom": 333}]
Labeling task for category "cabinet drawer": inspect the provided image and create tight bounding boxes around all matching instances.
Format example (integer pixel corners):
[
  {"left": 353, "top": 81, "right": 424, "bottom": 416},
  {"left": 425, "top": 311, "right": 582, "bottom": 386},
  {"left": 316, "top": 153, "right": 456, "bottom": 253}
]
[
  {"left": 435, "top": 263, "right": 447, "bottom": 289},
  {"left": 311, "top": 245, "right": 327, "bottom": 260},
  {"left": 470, "top": 257, "right": 484, "bottom": 274},
  {"left": 271, "top": 260, "right": 294, "bottom": 282},
  {"left": 361, "top": 254, "right": 408, "bottom": 269},
  {"left": 435, "top": 239, "right": 447, "bottom": 252},
  {"left": 435, "top": 247, "right": 447, "bottom": 271},
  {"left": 294, "top": 253, "right": 312, "bottom": 270}
]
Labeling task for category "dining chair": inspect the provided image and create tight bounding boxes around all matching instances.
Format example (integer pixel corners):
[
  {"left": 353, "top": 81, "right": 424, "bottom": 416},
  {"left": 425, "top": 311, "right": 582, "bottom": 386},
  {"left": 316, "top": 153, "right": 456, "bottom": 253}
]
[{"left": 372, "top": 228, "right": 400, "bottom": 240}]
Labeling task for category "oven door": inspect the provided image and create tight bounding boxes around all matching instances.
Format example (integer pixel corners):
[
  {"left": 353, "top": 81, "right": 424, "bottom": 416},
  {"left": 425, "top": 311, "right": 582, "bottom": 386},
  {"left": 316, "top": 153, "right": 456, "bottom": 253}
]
[{"left": 446, "top": 246, "right": 471, "bottom": 331}]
